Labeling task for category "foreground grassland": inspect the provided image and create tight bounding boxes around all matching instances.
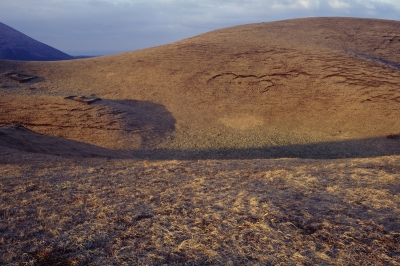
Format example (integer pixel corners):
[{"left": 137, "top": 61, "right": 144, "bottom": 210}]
[{"left": 1, "top": 153, "right": 399, "bottom": 265}]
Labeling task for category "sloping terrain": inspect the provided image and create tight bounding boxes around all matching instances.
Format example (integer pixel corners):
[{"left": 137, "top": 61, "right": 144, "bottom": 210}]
[
  {"left": 0, "top": 17, "right": 399, "bottom": 158},
  {"left": 0, "top": 154, "right": 399, "bottom": 265},
  {"left": 0, "top": 124, "right": 126, "bottom": 158},
  {"left": 0, "top": 22, "right": 72, "bottom": 61},
  {"left": 0, "top": 17, "right": 400, "bottom": 265}
]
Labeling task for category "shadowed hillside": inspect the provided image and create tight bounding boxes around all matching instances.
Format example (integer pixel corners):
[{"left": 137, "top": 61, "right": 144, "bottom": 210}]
[
  {"left": 0, "top": 17, "right": 399, "bottom": 158},
  {"left": 0, "top": 124, "right": 128, "bottom": 158},
  {"left": 0, "top": 22, "right": 72, "bottom": 61}
]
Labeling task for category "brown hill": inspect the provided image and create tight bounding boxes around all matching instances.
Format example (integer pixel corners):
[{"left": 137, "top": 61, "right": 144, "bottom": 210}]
[
  {"left": 0, "top": 17, "right": 399, "bottom": 158},
  {"left": 0, "top": 22, "right": 72, "bottom": 61},
  {"left": 0, "top": 124, "right": 127, "bottom": 158},
  {"left": 1, "top": 17, "right": 400, "bottom": 266}
]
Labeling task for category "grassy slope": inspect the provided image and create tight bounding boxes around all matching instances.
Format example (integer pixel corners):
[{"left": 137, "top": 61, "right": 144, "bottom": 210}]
[
  {"left": 0, "top": 17, "right": 399, "bottom": 157},
  {"left": 1, "top": 152, "right": 399, "bottom": 265},
  {"left": 0, "top": 17, "right": 400, "bottom": 265}
]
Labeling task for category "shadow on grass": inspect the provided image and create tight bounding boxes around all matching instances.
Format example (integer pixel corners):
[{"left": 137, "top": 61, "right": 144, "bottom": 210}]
[
  {"left": 1, "top": 124, "right": 398, "bottom": 160},
  {"left": 104, "top": 99, "right": 176, "bottom": 148},
  {"left": 130, "top": 136, "right": 400, "bottom": 160},
  {"left": 0, "top": 124, "right": 125, "bottom": 159}
]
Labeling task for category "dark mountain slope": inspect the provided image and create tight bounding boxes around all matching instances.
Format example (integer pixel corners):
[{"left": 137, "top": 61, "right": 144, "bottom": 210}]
[{"left": 0, "top": 22, "right": 72, "bottom": 61}]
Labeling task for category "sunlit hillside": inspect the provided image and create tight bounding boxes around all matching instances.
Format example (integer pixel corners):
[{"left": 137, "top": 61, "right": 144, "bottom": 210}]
[
  {"left": 0, "top": 17, "right": 399, "bottom": 265},
  {"left": 1, "top": 17, "right": 399, "bottom": 159}
]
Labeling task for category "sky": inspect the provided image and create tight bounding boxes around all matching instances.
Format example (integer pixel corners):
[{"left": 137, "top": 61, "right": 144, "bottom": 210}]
[{"left": 1, "top": 0, "right": 399, "bottom": 56}]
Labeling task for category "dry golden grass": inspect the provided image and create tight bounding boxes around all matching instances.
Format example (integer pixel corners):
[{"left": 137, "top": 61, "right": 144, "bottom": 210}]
[
  {"left": 1, "top": 17, "right": 400, "bottom": 265},
  {"left": 1, "top": 17, "right": 400, "bottom": 154},
  {"left": 1, "top": 152, "right": 399, "bottom": 265}
]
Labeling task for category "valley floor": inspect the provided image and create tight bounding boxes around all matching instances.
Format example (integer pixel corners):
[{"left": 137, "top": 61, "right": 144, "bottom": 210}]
[{"left": 1, "top": 152, "right": 399, "bottom": 265}]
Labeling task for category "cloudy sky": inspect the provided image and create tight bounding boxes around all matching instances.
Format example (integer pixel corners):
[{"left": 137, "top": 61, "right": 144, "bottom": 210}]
[{"left": 1, "top": 0, "right": 399, "bottom": 56}]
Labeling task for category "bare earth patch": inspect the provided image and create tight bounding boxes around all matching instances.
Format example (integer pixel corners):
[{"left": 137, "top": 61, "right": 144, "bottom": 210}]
[{"left": 1, "top": 154, "right": 399, "bottom": 265}]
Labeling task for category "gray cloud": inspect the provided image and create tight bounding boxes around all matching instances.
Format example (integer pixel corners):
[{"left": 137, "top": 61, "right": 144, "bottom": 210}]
[{"left": 0, "top": 0, "right": 398, "bottom": 55}]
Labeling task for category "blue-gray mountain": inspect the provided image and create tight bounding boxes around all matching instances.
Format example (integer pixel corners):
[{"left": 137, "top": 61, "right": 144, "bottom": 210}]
[{"left": 0, "top": 22, "right": 72, "bottom": 61}]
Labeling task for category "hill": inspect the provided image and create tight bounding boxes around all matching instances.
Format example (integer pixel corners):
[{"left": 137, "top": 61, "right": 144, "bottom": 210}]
[
  {"left": 0, "top": 17, "right": 399, "bottom": 158},
  {"left": 0, "top": 22, "right": 72, "bottom": 61},
  {"left": 0, "top": 17, "right": 399, "bottom": 265}
]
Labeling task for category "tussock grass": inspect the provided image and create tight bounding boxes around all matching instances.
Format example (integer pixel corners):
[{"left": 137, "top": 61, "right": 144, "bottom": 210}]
[
  {"left": 1, "top": 154, "right": 399, "bottom": 265},
  {"left": 1, "top": 18, "right": 400, "bottom": 265}
]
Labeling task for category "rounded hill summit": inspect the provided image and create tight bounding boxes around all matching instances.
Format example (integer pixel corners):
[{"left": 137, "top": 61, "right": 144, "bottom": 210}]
[{"left": 0, "top": 17, "right": 399, "bottom": 158}]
